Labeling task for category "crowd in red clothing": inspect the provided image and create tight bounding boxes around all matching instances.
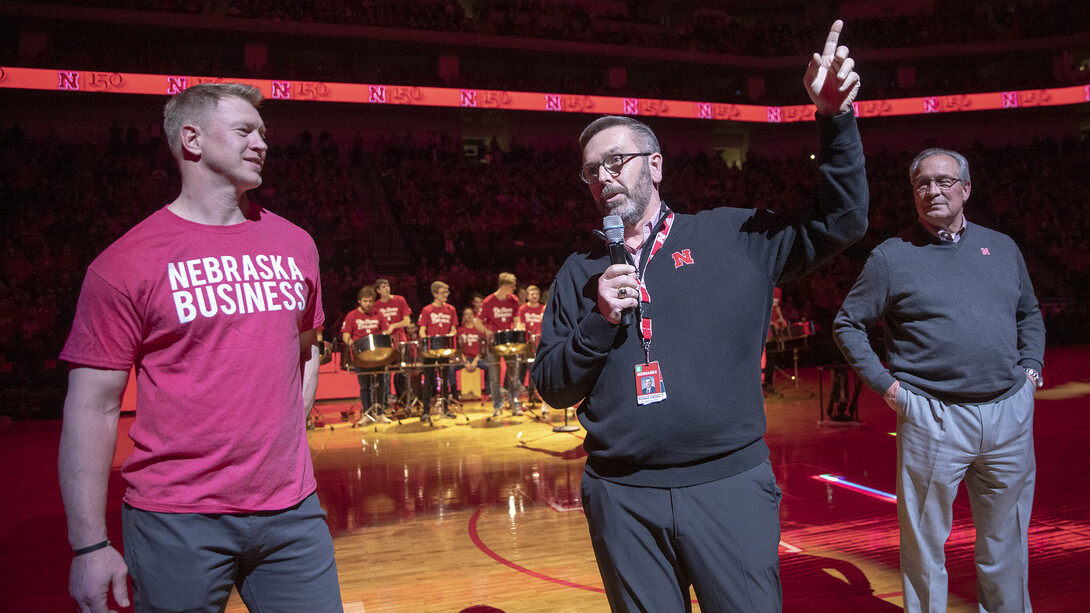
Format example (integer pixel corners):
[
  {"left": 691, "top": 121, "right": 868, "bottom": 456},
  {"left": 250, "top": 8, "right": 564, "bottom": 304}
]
[
  {"left": 2, "top": 119, "right": 1088, "bottom": 418},
  {"left": 27, "top": 1, "right": 1090, "bottom": 59}
]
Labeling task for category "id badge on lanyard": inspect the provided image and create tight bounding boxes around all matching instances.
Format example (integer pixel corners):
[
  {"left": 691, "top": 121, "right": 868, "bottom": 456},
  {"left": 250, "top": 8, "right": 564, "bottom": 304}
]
[{"left": 633, "top": 211, "right": 674, "bottom": 406}]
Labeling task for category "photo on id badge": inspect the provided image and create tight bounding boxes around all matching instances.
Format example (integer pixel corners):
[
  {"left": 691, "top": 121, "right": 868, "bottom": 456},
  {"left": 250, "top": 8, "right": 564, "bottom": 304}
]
[{"left": 635, "top": 361, "right": 666, "bottom": 405}]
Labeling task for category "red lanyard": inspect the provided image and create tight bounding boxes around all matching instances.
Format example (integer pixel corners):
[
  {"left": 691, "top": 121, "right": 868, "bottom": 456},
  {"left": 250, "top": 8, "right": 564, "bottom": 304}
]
[{"left": 636, "top": 211, "right": 674, "bottom": 364}]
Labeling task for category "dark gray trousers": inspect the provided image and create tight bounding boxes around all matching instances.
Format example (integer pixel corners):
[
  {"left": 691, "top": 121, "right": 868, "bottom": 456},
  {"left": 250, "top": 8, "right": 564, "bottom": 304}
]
[
  {"left": 581, "top": 460, "right": 783, "bottom": 612},
  {"left": 122, "top": 492, "right": 342, "bottom": 613}
]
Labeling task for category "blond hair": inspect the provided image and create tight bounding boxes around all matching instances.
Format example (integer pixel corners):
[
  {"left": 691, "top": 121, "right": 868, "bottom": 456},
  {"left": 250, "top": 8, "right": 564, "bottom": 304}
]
[{"left": 163, "top": 83, "right": 263, "bottom": 156}]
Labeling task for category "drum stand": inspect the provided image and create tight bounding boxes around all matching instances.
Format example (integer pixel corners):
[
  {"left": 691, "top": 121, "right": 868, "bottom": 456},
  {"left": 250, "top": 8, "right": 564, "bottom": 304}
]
[
  {"left": 356, "top": 373, "right": 387, "bottom": 426},
  {"left": 552, "top": 406, "right": 580, "bottom": 433},
  {"left": 776, "top": 348, "right": 801, "bottom": 388},
  {"left": 507, "top": 354, "right": 528, "bottom": 411},
  {"left": 432, "top": 364, "right": 463, "bottom": 419},
  {"left": 396, "top": 369, "right": 424, "bottom": 419},
  {"left": 418, "top": 362, "right": 449, "bottom": 418},
  {"left": 517, "top": 355, "right": 542, "bottom": 409}
]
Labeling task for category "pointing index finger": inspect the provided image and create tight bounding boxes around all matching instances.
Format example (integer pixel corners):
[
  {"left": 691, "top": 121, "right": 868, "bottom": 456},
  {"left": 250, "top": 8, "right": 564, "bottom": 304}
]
[{"left": 822, "top": 19, "right": 844, "bottom": 59}]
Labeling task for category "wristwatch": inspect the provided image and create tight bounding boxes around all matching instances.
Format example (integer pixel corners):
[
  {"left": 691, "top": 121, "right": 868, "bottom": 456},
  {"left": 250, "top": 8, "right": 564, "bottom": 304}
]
[{"left": 1024, "top": 367, "right": 1043, "bottom": 389}]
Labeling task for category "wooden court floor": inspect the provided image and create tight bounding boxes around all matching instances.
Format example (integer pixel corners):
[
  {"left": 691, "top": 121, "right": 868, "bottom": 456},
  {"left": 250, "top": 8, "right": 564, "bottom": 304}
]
[{"left": 3, "top": 345, "right": 1089, "bottom": 612}]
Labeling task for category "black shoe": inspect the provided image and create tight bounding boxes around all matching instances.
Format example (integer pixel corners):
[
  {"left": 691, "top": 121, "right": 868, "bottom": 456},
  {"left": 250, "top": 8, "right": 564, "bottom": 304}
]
[{"left": 442, "top": 411, "right": 456, "bottom": 419}]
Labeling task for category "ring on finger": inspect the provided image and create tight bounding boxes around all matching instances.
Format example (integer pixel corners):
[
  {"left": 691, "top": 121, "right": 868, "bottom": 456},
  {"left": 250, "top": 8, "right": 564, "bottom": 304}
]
[{"left": 618, "top": 287, "right": 627, "bottom": 298}]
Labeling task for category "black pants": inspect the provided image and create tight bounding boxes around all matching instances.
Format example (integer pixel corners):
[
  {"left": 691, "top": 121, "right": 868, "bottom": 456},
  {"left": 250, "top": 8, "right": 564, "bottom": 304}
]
[
  {"left": 421, "top": 358, "right": 451, "bottom": 407},
  {"left": 581, "top": 461, "right": 783, "bottom": 612},
  {"left": 357, "top": 369, "right": 386, "bottom": 413}
]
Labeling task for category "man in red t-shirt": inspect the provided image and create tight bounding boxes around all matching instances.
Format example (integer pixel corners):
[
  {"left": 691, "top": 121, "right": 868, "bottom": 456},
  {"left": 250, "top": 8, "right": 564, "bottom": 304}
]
[
  {"left": 57, "top": 83, "right": 341, "bottom": 612},
  {"left": 375, "top": 277, "right": 412, "bottom": 400},
  {"left": 516, "top": 284, "right": 546, "bottom": 339},
  {"left": 417, "top": 281, "right": 458, "bottom": 421},
  {"left": 341, "top": 285, "right": 391, "bottom": 423},
  {"left": 480, "top": 272, "right": 523, "bottom": 417},
  {"left": 516, "top": 284, "right": 547, "bottom": 410}
]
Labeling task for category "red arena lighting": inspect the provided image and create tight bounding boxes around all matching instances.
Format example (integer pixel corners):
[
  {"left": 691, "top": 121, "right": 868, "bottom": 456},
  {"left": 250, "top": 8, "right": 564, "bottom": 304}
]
[{"left": 2, "top": 66, "right": 1088, "bottom": 123}]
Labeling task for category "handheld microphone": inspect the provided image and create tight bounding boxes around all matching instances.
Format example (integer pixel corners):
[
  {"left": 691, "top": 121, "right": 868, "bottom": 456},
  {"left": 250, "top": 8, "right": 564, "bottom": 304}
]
[{"left": 603, "top": 215, "right": 634, "bottom": 326}]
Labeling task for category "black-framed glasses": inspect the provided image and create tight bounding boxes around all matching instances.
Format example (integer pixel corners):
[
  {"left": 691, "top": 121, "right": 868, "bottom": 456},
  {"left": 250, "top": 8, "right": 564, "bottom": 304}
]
[
  {"left": 580, "top": 152, "right": 652, "bottom": 184},
  {"left": 913, "top": 177, "right": 962, "bottom": 194}
]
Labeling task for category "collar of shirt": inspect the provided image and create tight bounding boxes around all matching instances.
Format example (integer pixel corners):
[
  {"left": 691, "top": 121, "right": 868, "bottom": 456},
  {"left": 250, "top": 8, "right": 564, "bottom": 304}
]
[
  {"left": 625, "top": 209, "right": 665, "bottom": 263},
  {"left": 936, "top": 219, "right": 968, "bottom": 243},
  {"left": 919, "top": 215, "right": 972, "bottom": 242}
]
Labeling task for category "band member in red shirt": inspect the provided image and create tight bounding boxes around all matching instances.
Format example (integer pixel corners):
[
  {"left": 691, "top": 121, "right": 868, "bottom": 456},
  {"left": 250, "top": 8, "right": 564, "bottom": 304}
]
[
  {"left": 455, "top": 306, "right": 486, "bottom": 399},
  {"left": 341, "top": 285, "right": 391, "bottom": 423},
  {"left": 375, "top": 277, "right": 412, "bottom": 400},
  {"left": 480, "top": 272, "right": 523, "bottom": 417},
  {"left": 418, "top": 281, "right": 458, "bottom": 421},
  {"left": 516, "top": 284, "right": 546, "bottom": 410}
]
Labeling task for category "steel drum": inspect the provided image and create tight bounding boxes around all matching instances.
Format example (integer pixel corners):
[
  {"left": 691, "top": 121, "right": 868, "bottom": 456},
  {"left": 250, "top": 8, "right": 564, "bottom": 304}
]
[
  {"left": 785, "top": 320, "right": 816, "bottom": 340},
  {"left": 768, "top": 320, "right": 816, "bottom": 344},
  {"left": 352, "top": 334, "right": 399, "bottom": 368},
  {"left": 421, "top": 335, "right": 461, "bottom": 359},
  {"left": 492, "top": 329, "right": 530, "bottom": 356},
  {"left": 397, "top": 340, "right": 420, "bottom": 367},
  {"left": 318, "top": 340, "right": 333, "bottom": 365}
]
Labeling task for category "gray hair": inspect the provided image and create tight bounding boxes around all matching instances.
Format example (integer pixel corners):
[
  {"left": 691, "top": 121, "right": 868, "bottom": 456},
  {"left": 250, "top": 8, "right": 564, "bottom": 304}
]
[
  {"left": 909, "top": 148, "right": 971, "bottom": 185},
  {"left": 163, "top": 83, "right": 263, "bottom": 155},
  {"left": 579, "top": 115, "right": 661, "bottom": 154}
]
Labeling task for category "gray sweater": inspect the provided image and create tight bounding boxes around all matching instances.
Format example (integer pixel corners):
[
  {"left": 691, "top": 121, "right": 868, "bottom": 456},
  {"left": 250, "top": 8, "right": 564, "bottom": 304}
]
[{"left": 834, "top": 221, "right": 1045, "bottom": 404}]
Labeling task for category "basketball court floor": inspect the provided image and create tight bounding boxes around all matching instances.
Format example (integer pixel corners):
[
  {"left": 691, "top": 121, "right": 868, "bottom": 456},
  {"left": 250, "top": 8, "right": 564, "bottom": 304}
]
[{"left": 3, "top": 345, "right": 1088, "bottom": 612}]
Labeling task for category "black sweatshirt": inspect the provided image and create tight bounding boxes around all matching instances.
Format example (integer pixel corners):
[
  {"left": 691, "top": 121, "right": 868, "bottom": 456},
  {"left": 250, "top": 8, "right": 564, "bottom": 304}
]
[{"left": 531, "top": 112, "right": 869, "bottom": 487}]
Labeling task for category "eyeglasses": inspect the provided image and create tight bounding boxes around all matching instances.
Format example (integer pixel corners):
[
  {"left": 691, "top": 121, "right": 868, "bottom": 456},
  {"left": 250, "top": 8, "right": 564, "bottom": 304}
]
[
  {"left": 913, "top": 177, "right": 962, "bottom": 194},
  {"left": 580, "top": 152, "right": 652, "bottom": 185}
]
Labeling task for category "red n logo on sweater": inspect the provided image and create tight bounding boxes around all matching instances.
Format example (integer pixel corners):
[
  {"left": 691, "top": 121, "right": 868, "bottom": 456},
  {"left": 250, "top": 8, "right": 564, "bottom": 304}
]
[{"left": 672, "top": 250, "right": 694, "bottom": 268}]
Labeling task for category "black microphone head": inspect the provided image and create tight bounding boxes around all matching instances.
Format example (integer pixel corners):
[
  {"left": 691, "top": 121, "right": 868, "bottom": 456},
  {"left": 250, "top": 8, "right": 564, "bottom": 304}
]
[{"left": 603, "top": 215, "right": 624, "bottom": 243}]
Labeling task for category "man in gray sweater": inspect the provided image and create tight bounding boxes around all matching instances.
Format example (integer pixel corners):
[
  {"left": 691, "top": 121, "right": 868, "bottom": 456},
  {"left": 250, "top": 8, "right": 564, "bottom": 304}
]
[{"left": 834, "top": 148, "right": 1045, "bottom": 612}]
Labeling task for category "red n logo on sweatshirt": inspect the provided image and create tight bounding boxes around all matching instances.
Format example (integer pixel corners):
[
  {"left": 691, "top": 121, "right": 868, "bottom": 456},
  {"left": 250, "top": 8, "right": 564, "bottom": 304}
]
[{"left": 672, "top": 250, "right": 694, "bottom": 268}]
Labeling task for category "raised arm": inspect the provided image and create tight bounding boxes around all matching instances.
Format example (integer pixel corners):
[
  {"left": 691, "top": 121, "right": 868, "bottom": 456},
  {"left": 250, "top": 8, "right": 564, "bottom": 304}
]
[
  {"left": 59, "top": 366, "right": 132, "bottom": 613},
  {"left": 805, "top": 20, "right": 861, "bottom": 116}
]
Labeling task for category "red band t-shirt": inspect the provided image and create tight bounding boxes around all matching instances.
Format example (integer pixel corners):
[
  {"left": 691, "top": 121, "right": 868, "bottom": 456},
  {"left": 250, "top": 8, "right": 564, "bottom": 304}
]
[
  {"left": 480, "top": 292, "right": 519, "bottom": 333},
  {"left": 419, "top": 303, "right": 458, "bottom": 337},
  {"left": 457, "top": 325, "right": 482, "bottom": 359},
  {"left": 376, "top": 295, "right": 411, "bottom": 343},
  {"left": 341, "top": 308, "right": 388, "bottom": 341},
  {"left": 517, "top": 303, "right": 545, "bottom": 336}
]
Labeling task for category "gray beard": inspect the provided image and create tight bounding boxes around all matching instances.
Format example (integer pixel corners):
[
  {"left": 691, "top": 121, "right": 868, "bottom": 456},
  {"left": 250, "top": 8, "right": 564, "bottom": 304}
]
[
  {"left": 617, "top": 199, "right": 650, "bottom": 227},
  {"left": 600, "top": 188, "right": 651, "bottom": 227}
]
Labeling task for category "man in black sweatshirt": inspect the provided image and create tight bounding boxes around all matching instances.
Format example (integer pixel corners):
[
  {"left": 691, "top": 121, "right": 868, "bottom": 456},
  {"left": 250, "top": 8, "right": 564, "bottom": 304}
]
[
  {"left": 531, "top": 21, "right": 866, "bottom": 613},
  {"left": 834, "top": 148, "right": 1044, "bottom": 612}
]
